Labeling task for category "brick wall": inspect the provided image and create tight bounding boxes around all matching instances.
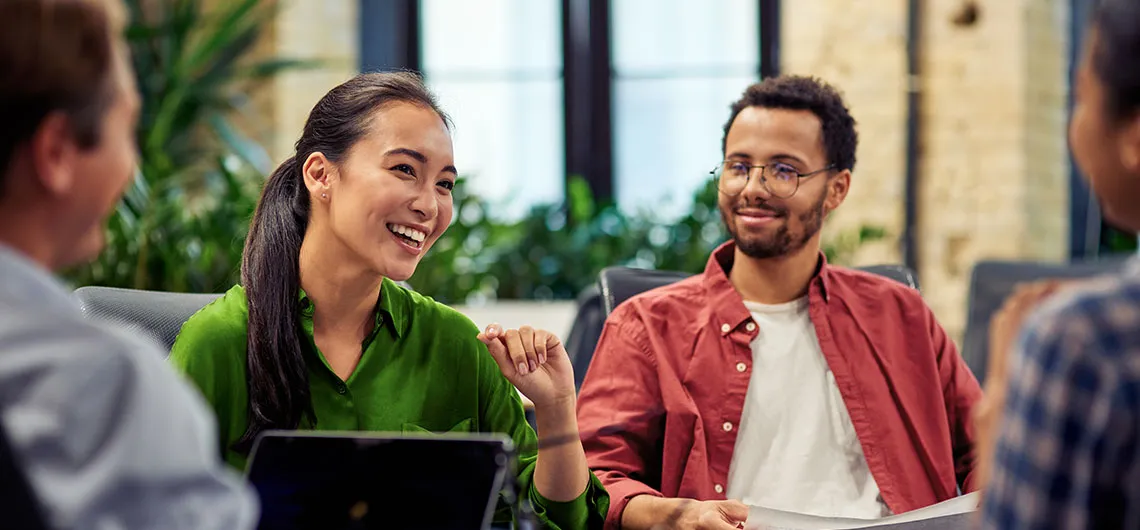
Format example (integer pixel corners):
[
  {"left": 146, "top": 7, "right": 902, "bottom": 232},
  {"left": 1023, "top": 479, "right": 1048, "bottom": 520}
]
[
  {"left": 781, "top": 0, "right": 910, "bottom": 270},
  {"left": 783, "top": 0, "right": 1070, "bottom": 341},
  {"left": 269, "top": 0, "right": 359, "bottom": 162}
]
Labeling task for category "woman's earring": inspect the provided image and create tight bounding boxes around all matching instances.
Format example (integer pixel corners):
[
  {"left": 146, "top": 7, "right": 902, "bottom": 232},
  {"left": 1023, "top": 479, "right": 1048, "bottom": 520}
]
[{"left": 321, "top": 193, "right": 328, "bottom": 199}]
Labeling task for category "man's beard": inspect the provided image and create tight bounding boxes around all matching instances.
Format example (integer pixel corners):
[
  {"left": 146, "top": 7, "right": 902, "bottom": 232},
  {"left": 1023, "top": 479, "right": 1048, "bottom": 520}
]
[{"left": 721, "top": 188, "right": 828, "bottom": 259}]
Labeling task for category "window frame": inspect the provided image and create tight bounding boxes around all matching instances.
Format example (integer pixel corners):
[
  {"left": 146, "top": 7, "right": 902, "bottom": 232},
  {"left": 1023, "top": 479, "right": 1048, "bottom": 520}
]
[{"left": 359, "top": 0, "right": 780, "bottom": 206}]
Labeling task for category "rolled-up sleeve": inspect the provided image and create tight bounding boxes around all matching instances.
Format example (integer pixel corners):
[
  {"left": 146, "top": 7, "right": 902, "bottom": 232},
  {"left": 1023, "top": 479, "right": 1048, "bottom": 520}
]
[
  {"left": 1, "top": 320, "right": 259, "bottom": 530},
  {"left": 576, "top": 314, "right": 667, "bottom": 530}
]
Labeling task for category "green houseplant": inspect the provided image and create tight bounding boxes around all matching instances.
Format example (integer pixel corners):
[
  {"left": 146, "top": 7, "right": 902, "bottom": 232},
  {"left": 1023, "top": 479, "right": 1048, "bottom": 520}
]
[
  {"left": 413, "top": 177, "right": 887, "bottom": 305},
  {"left": 67, "top": 0, "right": 307, "bottom": 293},
  {"left": 67, "top": 0, "right": 886, "bottom": 301}
]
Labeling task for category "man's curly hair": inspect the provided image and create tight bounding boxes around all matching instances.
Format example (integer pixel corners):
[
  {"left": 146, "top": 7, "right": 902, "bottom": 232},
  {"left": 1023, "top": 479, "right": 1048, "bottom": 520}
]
[{"left": 722, "top": 75, "right": 858, "bottom": 172}]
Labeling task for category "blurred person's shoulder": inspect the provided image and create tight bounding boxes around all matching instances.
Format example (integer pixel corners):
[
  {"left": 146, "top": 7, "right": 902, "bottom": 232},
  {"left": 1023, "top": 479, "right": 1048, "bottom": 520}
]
[
  {"left": 0, "top": 247, "right": 171, "bottom": 395},
  {"left": 1022, "top": 262, "right": 1140, "bottom": 368},
  {"left": 0, "top": 274, "right": 210, "bottom": 453},
  {"left": 0, "top": 287, "right": 175, "bottom": 392}
]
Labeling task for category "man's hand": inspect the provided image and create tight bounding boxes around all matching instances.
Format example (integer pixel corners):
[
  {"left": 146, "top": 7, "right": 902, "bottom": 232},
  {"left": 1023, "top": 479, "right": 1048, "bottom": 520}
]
[
  {"left": 678, "top": 500, "right": 749, "bottom": 530},
  {"left": 624, "top": 496, "right": 748, "bottom": 530},
  {"left": 975, "top": 280, "right": 1073, "bottom": 491}
]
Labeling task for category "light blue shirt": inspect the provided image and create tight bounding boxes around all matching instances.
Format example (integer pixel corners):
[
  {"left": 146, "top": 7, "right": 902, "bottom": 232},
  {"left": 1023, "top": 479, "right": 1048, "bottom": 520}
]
[{"left": 0, "top": 244, "right": 258, "bottom": 529}]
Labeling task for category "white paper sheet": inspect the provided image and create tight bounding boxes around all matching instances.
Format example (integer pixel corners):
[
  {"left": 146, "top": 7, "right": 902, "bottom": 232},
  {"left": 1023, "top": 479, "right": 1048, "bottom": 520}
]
[{"left": 743, "top": 492, "right": 980, "bottom": 530}]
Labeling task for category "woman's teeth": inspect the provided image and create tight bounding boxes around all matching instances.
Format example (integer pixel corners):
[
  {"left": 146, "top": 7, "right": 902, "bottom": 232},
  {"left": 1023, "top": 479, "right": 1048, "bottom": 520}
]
[{"left": 387, "top": 223, "right": 426, "bottom": 247}]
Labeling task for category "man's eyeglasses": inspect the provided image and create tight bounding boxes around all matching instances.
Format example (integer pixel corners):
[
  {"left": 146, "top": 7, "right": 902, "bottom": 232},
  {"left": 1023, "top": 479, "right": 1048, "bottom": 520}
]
[{"left": 711, "top": 160, "right": 835, "bottom": 198}]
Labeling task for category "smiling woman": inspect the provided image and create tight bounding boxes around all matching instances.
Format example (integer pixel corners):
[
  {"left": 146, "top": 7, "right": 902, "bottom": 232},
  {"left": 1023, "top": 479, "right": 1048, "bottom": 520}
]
[{"left": 166, "top": 71, "right": 608, "bottom": 529}]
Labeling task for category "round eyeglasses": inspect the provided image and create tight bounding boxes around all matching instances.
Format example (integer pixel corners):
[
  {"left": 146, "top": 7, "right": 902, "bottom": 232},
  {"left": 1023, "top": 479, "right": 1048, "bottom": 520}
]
[{"left": 711, "top": 160, "right": 835, "bottom": 199}]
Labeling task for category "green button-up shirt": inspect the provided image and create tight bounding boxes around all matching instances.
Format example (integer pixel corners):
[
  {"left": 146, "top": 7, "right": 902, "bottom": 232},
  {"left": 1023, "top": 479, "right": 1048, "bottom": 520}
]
[{"left": 169, "top": 278, "right": 608, "bottom": 529}]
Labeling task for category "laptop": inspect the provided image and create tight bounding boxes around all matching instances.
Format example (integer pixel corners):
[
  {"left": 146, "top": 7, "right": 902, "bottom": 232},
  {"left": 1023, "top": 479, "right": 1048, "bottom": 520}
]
[{"left": 245, "top": 431, "right": 515, "bottom": 530}]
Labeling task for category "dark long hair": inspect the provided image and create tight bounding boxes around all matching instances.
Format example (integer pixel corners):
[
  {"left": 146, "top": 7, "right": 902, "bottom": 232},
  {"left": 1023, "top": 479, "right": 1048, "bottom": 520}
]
[
  {"left": 1091, "top": 0, "right": 1140, "bottom": 122},
  {"left": 235, "top": 71, "right": 449, "bottom": 452}
]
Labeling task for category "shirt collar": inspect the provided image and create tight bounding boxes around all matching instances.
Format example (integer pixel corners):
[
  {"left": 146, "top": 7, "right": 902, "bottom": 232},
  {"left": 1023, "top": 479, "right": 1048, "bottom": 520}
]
[
  {"left": 701, "top": 240, "right": 831, "bottom": 336},
  {"left": 296, "top": 277, "right": 410, "bottom": 339},
  {"left": 0, "top": 242, "right": 78, "bottom": 314}
]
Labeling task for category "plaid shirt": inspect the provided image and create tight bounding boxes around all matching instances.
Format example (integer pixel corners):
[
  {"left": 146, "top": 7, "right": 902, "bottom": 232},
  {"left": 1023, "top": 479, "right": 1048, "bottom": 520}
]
[{"left": 981, "top": 257, "right": 1140, "bottom": 530}]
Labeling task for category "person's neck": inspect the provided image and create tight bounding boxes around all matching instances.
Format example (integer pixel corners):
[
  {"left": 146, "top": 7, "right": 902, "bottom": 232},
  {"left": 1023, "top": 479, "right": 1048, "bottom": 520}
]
[
  {"left": 297, "top": 232, "right": 383, "bottom": 341},
  {"left": 0, "top": 207, "right": 63, "bottom": 271},
  {"left": 728, "top": 237, "right": 822, "bottom": 305}
]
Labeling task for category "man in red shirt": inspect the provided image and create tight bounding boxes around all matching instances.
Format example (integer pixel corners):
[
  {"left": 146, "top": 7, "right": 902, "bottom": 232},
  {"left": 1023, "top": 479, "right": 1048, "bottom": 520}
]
[{"left": 576, "top": 76, "right": 982, "bottom": 530}]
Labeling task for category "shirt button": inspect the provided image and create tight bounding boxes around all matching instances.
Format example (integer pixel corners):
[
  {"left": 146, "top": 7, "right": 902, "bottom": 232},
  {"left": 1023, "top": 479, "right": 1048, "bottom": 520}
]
[
  {"left": 746, "top": 322, "right": 756, "bottom": 332},
  {"left": 723, "top": 422, "right": 733, "bottom": 432},
  {"left": 714, "top": 484, "right": 724, "bottom": 494},
  {"left": 336, "top": 383, "right": 347, "bottom": 394},
  {"left": 720, "top": 323, "right": 731, "bottom": 333},
  {"left": 736, "top": 362, "right": 747, "bottom": 372}
]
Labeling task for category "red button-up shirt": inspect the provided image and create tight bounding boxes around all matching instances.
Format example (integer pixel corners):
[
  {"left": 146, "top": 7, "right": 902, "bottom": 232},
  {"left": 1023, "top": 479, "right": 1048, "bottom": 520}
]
[{"left": 576, "top": 242, "right": 981, "bottom": 529}]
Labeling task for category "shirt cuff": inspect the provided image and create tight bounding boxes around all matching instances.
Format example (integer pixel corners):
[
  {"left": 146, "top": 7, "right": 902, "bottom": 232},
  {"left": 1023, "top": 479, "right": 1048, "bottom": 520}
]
[
  {"left": 601, "top": 478, "right": 664, "bottom": 530},
  {"left": 528, "top": 472, "right": 610, "bottom": 530}
]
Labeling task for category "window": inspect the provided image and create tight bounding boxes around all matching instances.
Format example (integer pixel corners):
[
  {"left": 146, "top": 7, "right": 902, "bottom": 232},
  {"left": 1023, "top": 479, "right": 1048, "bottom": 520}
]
[
  {"left": 372, "top": 0, "right": 775, "bottom": 219},
  {"left": 610, "top": 0, "right": 761, "bottom": 218},
  {"left": 420, "top": 0, "right": 565, "bottom": 219}
]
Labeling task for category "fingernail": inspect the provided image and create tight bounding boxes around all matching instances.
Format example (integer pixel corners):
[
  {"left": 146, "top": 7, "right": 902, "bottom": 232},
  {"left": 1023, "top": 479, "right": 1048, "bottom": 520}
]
[
  {"left": 487, "top": 324, "right": 501, "bottom": 335},
  {"left": 517, "top": 362, "right": 527, "bottom": 375},
  {"left": 528, "top": 360, "right": 536, "bottom": 372},
  {"left": 539, "top": 354, "right": 547, "bottom": 364}
]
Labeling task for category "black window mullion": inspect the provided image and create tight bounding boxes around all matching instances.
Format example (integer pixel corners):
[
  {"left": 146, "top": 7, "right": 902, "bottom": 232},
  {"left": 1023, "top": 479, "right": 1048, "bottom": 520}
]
[
  {"left": 759, "top": 0, "right": 780, "bottom": 78},
  {"left": 359, "top": 0, "right": 421, "bottom": 73},
  {"left": 562, "top": 0, "right": 613, "bottom": 204}
]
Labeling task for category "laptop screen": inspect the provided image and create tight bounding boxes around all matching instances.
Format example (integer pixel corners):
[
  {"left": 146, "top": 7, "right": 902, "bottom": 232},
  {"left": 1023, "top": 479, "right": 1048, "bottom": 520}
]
[{"left": 246, "top": 431, "right": 514, "bottom": 530}]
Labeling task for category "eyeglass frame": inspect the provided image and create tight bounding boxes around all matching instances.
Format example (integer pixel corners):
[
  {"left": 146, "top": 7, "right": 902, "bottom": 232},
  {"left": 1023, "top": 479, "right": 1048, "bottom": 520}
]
[{"left": 710, "top": 159, "right": 837, "bottom": 199}]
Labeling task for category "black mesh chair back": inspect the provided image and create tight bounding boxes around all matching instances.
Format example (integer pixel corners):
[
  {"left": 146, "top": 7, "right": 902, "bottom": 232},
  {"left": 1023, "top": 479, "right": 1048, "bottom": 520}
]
[
  {"left": 73, "top": 286, "right": 223, "bottom": 353},
  {"left": 962, "top": 258, "right": 1128, "bottom": 383}
]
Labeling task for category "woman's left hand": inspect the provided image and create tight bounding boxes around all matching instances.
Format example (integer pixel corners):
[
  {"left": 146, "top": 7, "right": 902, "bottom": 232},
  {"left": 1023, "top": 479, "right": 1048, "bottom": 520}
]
[{"left": 477, "top": 324, "right": 576, "bottom": 410}]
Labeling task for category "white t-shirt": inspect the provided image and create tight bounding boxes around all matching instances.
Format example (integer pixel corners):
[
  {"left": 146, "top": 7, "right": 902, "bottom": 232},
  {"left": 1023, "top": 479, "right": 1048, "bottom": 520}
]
[{"left": 725, "top": 298, "right": 890, "bottom": 519}]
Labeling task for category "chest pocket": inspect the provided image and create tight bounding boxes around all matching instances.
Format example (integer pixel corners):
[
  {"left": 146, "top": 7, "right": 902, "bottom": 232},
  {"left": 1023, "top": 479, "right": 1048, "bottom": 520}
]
[{"left": 401, "top": 417, "right": 474, "bottom": 435}]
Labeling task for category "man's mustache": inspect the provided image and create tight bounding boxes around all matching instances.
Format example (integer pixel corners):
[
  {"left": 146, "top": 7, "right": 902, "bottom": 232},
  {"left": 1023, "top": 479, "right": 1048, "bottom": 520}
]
[{"left": 732, "top": 200, "right": 787, "bottom": 217}]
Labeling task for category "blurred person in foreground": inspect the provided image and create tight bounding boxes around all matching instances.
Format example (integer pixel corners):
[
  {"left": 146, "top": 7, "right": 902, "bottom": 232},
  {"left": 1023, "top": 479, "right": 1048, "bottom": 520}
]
[
  {"left": 978, "top": 0, "right": 1140, "bottom": 528},
  {"left": 575, "top": 75, "right": 982, "bottom": 530},
  {"left": 0, "top": 0, "right": 257, "bottom": 528}
]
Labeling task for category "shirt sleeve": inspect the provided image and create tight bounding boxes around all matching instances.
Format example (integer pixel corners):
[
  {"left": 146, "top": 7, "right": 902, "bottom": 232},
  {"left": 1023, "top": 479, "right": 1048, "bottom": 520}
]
[
  {"left": 471, "top": 323, "right": 610, "bottom": 530},
  {"left": 167, "top": 297, "right": 250, "bottom": 466},
  {"left": 980, "top": 303, "right": 1137, "bottom": 530},
  {"left": 926, "top": 304, "right": 983, "bottom": 492},
  {"left": 2, "top": 320, "right": 259, "bottom": 530},
  {"left": 575, "top": 312, "right": 667, "bottom": 530}
]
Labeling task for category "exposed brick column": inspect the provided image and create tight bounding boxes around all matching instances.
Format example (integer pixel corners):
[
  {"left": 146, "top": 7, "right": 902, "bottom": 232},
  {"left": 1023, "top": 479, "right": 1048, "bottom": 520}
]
[{"left": 781, "top": 0, "right": 1070, "bottom": 341}]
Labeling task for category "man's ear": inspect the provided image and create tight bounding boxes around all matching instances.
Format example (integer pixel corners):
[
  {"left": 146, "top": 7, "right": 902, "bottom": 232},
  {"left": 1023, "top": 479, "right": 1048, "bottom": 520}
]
[
  {"left": 1119, "top": 114, "right": 1140, "bottom": 174},
  {"left": 825, "top": 169, "right": 851, "bottom": 211},
  {"left": 29, "top": 111, "right": 80, "bottom": 196}
]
